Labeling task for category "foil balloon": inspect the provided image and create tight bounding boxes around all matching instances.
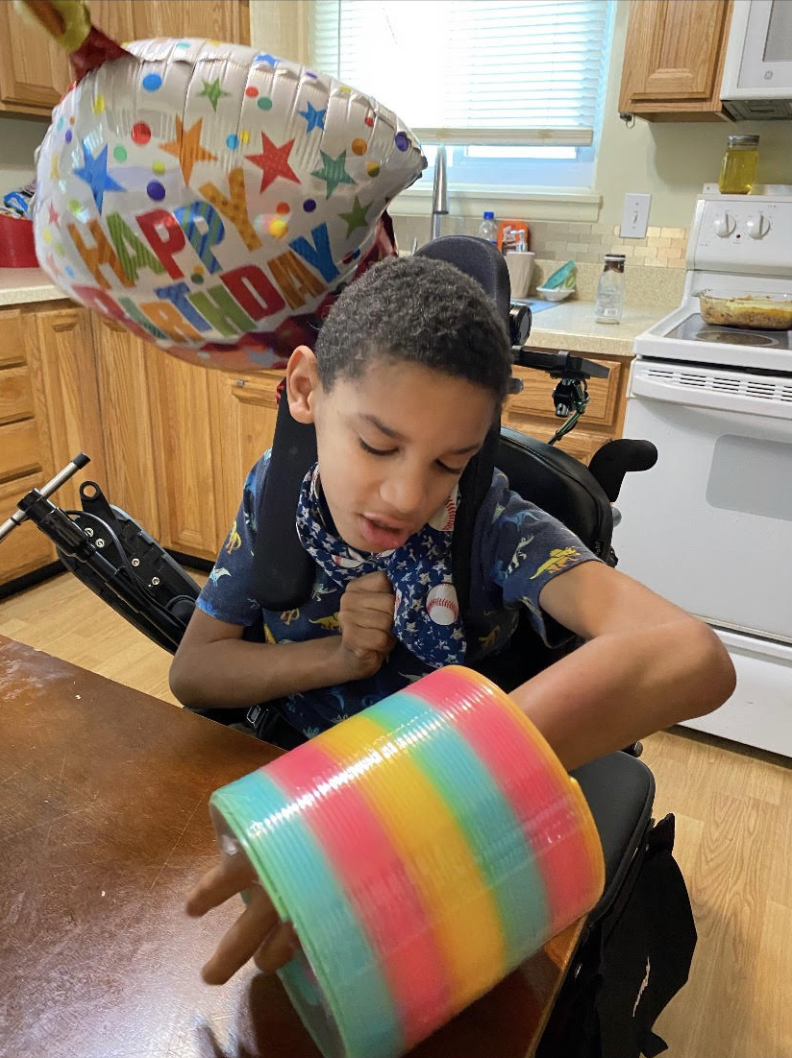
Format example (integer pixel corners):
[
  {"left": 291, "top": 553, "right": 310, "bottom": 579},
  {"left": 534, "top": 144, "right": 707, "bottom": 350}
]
[{"left": 27, "top": 7, "right": 426, "bottom": 370}]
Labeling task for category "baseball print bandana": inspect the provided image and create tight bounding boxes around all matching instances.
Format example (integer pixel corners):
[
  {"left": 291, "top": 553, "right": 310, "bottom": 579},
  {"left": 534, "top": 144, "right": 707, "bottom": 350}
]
[{"left": 295, "top": 465, "right": 466, "bottom": 668}]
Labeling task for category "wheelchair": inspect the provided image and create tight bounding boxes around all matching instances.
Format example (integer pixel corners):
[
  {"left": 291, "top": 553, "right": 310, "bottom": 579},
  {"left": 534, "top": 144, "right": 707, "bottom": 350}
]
[{"left": 0, "top": 236, "right": 694, "bottom": 1058}]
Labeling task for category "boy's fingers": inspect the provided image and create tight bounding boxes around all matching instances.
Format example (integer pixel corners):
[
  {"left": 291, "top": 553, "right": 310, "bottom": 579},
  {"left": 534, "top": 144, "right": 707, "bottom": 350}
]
[
  {"left": 347, "top": 571, "right": 393, "bottom": 594},
  {"left": 185, "top": 854, "right": 255, "bottom": 918},
  {"left": 200, "top": 888, "right": 280, "bottom": 985},
  {"left": 254, "top": 921, "right": 301, "bottom": 974}
]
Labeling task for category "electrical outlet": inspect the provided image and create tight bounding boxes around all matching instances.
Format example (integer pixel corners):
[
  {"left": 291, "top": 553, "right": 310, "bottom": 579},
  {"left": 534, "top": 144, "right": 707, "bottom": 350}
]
[{"left": 620, "top": 193, "right": 652, "bottom": 239}]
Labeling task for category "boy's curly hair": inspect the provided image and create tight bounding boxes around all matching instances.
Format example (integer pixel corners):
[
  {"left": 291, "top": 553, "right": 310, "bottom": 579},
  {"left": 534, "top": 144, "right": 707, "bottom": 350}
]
[{"left": 315, "top": 256, "right": 512, "bottom": 404}]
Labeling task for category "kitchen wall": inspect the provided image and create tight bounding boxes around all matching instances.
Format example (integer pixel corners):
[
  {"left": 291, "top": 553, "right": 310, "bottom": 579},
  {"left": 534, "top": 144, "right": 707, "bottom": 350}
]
[
  {"left": 0, "top": 115, "right": 47, "bottom": 196},
  {"left": 595, "top": 0, "right": 792, "bottom": 229}
]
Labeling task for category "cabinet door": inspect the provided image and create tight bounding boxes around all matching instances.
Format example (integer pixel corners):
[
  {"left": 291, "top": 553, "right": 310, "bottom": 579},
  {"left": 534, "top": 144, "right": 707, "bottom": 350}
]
[
  {"left": 620, "top": 0, "right": 730, "bottom": 103},
  {"left": 0, "top": 472, "right": 56, "bottom": 586},
  {"left": 91, "top": 319, "right": 161, "bottom": 539},
  {"left": 133, "top": 0, "right": 250, "bottom": 44},
  {"left": 509, "top": 360, "right": 621, "bottom": 427},
  {"left": 147, "top": 355, "right": 223, "bottom": 561},
  {"left": 23, "top": 306, "right": 107, "bottom": 515},
  {"left": 89, "top": 1, "right": 136, "bottom": 45},
  {"left": 0, "top": 2, "right": 71, "bottom": 111},
  {"left": 209, "top": 372, "right": 280, "bottom": 540}
]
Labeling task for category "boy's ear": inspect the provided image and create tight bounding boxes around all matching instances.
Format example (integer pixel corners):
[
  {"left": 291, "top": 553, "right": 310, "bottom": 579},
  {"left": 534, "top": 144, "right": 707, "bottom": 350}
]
[{"left": 286, "top": 346, "right": 320, "bottom": 424}]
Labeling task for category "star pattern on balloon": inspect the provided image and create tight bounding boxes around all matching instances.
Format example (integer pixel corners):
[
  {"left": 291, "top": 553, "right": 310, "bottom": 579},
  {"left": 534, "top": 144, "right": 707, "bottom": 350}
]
[
  {"left": 299, "top": 101, "right": 326, "bottom": 133},
  {"left": 338, "top": 194, "right": 369, "bottom": 236},
  {"left": 48, "top": 203, "right": 60, "bottom": 226},
  {"left": 245, "top": 133, "right": 299, "bottom": 194},
  {"left": 198, "top": 78, "right": 229, "bottom": 111},
  {"left": 73, "top": 141, "right": 125, "bottom": 214},
  {"left": 161, "top": 117, "right": 218, "bottom": 186},
  {"left": 254, "top": 52, "right": 278, "bottom": 65},
  {"left": 311, "top": 150, "right": 355, "bottom": 199}
]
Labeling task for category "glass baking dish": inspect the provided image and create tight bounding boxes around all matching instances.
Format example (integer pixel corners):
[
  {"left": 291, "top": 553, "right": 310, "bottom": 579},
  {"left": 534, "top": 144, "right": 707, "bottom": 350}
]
[{"left": 696, "top": 288, "right": 792, "bottom": 330}]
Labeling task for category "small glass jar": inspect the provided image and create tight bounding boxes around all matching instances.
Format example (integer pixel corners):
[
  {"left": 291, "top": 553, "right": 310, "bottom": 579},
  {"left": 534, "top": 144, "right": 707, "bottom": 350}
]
[
  {"left": 594, "top": 254, "right": 625, "bottom": 324},
  {"left": 718, "top": 135, "right": 759, "bottom": 195}
]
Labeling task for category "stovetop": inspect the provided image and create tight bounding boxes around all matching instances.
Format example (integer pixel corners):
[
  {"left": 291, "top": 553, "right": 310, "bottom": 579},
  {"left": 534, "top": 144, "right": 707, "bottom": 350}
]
[{"left": 665, "top": 313, "right": 792, "bottom": 350}]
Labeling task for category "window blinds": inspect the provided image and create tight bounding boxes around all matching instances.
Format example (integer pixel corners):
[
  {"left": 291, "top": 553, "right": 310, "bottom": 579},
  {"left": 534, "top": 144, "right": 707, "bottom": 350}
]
[{"left": 311, "top": 1, "right": 612, "bottom": 146}]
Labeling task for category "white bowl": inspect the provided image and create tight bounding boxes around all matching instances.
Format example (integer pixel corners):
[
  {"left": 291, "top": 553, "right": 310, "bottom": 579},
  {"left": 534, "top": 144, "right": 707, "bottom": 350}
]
[{"left": 536, "top": 286, "right": 574, "bottom": 302}]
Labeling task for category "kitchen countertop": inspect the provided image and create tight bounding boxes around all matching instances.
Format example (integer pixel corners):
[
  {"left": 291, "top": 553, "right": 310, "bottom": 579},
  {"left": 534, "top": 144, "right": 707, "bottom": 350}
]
[
  {"left": 0, "top": 268, "right": 68, "bottom": 306},
  {"left": 0, "top": 270, "right": 669, "bottom": 359},
  {"left": 525, "top": 300, "right": 669, "bottom": 358}
]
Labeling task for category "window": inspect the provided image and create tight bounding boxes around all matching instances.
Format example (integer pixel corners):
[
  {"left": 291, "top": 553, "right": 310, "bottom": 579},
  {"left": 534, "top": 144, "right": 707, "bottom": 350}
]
[{"left": 311, "top": 0, "right": 615, "bottom": 193}]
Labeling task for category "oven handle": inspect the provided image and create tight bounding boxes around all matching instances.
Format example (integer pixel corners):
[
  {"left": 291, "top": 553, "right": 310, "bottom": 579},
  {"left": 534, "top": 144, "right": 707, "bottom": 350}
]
[{"left": 631, "top": 369, "right": 792, "bottom": 421}]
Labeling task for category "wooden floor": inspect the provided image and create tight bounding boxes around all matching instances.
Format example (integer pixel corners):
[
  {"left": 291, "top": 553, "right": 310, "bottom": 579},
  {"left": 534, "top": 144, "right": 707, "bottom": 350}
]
[{"left": 1, "top": 573, "right": 791, "bottom": 1058}]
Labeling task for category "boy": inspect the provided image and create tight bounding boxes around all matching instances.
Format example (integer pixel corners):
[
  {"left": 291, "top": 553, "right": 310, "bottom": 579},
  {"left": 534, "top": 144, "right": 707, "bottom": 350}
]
[{"left": 176, "top": 256, "right": 735, "bottom": 984}]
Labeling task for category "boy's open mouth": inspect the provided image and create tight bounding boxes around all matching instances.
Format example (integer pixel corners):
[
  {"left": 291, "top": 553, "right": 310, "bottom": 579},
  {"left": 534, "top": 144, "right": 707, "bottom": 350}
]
[{"left": 358, "top": 514, "right": 413, "bottom": 551}]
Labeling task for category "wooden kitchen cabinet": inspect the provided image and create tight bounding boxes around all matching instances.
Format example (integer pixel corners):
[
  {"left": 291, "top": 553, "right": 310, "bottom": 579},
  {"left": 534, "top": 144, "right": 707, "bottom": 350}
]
[
  {"left": 147, "top": 355, "right": 225, "bottom": 562},
  {"left": 0, "top": 301, "right": 105, "bottom": 589},
  {"left": 91, "top": 318, "right": 162, "bottom": 541},
  {"left": 0, "top": 0, "right": 248, "bottom": 117},
  {"left": 133, "top": 0, "right": 250, "bottom": 43},
  {"left": 209, "top": 371, "right": 281, "bottom": 542},
  {"left": 504, "top": 352, "right": 629, "bottom": 466},
  {"left": 619, "top": 0, "right": 733, "bottom": 121},
  {"left": 23, "top": 305, "right": 107, "bottom": 515},
  {"left": 0, "top": 1, "right": 71, "bottom": 114}
]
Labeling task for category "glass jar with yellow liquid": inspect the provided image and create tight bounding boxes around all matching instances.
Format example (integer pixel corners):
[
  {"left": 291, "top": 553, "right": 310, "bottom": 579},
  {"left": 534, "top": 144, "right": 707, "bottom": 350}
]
[{"left": 718, "top": 135, "right": 760, "bottom": 194}]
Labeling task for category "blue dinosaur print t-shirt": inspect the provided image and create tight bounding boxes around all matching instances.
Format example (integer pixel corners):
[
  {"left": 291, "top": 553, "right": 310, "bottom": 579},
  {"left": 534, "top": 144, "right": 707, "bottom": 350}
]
[{"left": 197, "top": 450, "right": 599, "bottom": 738}]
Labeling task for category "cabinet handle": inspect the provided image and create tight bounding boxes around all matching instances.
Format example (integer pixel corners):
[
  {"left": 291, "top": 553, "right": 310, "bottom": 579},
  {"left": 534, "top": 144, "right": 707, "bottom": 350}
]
[{"left": 235, "top": 379, "right": 246, "bottom": 388}]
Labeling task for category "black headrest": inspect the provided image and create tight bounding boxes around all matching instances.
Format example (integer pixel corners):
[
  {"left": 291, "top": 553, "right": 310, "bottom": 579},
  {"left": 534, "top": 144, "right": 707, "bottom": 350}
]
[{"left": 415, "top": 235, "right": 511, "bottom": 326}]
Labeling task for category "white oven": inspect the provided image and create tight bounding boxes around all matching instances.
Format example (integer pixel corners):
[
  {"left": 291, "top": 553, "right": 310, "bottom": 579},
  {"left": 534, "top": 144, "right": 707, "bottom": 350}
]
[{"left": 615, "top": 191, "right": 792, "bottom": 757}]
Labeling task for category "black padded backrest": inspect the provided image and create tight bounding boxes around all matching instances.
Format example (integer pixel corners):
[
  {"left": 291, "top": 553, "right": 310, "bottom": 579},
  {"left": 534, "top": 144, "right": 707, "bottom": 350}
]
[
  {"left": 497, "top": 427, "right": 612, "bottom": 558},
  {"left": 415, "top": 235, "right": 512, "bottom": 324}
]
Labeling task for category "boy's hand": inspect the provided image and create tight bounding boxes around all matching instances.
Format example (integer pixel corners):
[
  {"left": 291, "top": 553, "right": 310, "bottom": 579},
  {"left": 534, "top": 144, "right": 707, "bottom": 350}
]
[
  {"left": 186, "top": 847, "right": 299, "bottom": 985},
  {"left": 336, "top": 571, "right": 397, "bottom": 680}
]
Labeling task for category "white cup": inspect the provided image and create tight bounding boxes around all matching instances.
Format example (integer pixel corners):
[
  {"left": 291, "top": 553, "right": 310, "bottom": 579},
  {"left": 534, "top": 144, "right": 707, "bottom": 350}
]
[{"left": 505, "top": 251, "right": 535, "bottom": 299}]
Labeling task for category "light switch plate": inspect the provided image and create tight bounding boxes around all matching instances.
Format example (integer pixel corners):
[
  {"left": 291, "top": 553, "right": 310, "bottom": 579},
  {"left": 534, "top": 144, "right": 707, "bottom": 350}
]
[{"left": 620, "top": 193, "right": 652, "bottom": 239}]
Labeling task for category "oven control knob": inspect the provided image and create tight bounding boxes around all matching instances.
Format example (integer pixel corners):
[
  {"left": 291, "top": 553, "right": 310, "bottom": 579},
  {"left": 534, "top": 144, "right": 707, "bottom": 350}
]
[
  {"left": 746, "top": 213, "right": 770, "bottom": 239},
  {"left": 713, "top": 212, "right": 736, "bottom": 238}
]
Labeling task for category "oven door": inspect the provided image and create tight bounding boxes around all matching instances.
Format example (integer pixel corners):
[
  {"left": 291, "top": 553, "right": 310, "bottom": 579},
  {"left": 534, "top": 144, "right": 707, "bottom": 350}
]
[{"left": 615, "top": 359, "right": 792, "bottom": 644}]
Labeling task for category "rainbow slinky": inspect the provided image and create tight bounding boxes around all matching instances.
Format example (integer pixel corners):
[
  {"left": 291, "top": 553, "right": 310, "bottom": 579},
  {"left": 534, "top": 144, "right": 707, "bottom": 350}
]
[{"left": 210, "top": 666, "right": 604, "bottom": 1058}]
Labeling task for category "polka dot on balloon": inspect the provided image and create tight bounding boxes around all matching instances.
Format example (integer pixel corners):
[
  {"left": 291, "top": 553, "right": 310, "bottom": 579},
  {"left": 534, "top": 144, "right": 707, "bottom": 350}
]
[
  {"left": 240, "top": 129, "right": 250, "bottom": 145},
  {"left": 176, "top": 40, "right": 190, "bottom": 48},
  {"left": 69, "top": 116, "right": 75, "bottom": 125},
  {"left": 226, "top": 133, "right": 239, "bottom": 149},
  {"left": 366, "top": 161, "right": 380, "bottom": 177},
  {"left": 132, "top": 122, "right": 151, "bottom": 145},
  {"left": 42, "top": 230, "right": 53, "bottom": 244},
  {"left": 276, "top": 201, "right": 290, "bottom": 215},
  {"left": 56, "top": 117, "right": 64, "bottom": 131},
  {"left": 365, "top": 113, "right": 375, "bottom": 128},
  {"left": 303, "top": 198, "right": 316, "bottom": 213},
  {"left": 65, "top": 266, "right": 74, "bottom": 277},
  {"left": 257, "top": 96, "right": 273, "bottom": 110},
  {"left": 253, "top": 214, "right": 267, "bottom": 237},
  {"left": 351, "top": 138, "right": 367, "bottom": 156},
  {"left": 146, "top": 180, "right": 166, "bottom": 201},
  {"left": 113, "top": 145, "right": 128, "bottom": 162},
  {"left": 152, "top": 160, "right": 165, "bottom": 174},
  {"left": 191, "top": 272, "right": 204, "bottom": 284},
  {"left": 142, "top": 73, "right": 163, "bottom": 92},
  {"left": 269, "top": 218, "right": 288, "bottom": 239},
  {"left": 93, "top": 95, "right": 105, "bottom": 114},
  {"left": 245, "top": 85, "right": 259, "bottom": 97},
  {"left": 55, "top": 242, "right": 65, "bottom": 257},
  {"left": 65, "top": 129, "right": 72, "bottom": 143},
  {"left": 69, "top": 199, "right": 81, "bottom": 214},
  {"left": 394, "top": 131, "right": 409, "bottom": 151}
]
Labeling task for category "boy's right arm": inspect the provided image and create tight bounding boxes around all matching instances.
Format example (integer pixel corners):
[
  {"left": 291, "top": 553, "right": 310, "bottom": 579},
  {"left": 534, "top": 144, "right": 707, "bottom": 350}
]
[{"left": 169, "top": 571, "right": 396, "bottom": 710}]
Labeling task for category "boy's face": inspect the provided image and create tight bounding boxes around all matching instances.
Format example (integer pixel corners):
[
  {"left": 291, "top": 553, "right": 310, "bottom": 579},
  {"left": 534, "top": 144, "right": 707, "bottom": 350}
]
[{"left": 287, "top": 347, "right": 496, "bottom": 552}]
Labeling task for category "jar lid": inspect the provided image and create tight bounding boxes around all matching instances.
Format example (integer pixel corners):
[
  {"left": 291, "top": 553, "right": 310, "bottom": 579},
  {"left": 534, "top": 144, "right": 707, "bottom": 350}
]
[
  {"left": 604, "top": 254, "right": 626, "bottom": 262},
  {"left": 727, "top": 134, "right": 759, "bottom": 146}
]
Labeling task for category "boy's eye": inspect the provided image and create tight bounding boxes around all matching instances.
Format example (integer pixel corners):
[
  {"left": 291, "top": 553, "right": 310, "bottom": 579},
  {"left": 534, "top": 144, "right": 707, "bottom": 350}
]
[
  {"left": 359, "top": 438, "right": 396, "bottom": 457},
  {"left": 438, "top": 462, "right": 466, "bottom": 476}
]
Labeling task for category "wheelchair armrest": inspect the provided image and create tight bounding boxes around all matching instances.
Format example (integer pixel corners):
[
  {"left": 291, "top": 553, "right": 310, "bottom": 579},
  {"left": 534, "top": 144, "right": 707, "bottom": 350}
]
[{"left": 587, "top": 439, "right": 658, "bottom": 503}]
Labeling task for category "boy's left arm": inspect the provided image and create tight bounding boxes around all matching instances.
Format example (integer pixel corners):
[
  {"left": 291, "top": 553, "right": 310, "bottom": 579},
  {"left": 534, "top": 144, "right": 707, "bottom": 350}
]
[{"left": 510, "top": 562, "right": 736, "bottom": 772}]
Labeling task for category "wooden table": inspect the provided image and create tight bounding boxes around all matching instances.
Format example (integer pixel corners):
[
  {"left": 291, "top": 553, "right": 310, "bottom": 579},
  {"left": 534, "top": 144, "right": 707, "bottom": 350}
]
[{"left": 0, "top": 634, "right": 582, "bottom": 1058}]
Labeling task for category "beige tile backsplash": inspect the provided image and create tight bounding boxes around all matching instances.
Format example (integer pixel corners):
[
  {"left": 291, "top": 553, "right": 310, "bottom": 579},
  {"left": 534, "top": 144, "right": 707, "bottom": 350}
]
[{"left": 394, "top": 214, "right": 689, "bottom": 311}]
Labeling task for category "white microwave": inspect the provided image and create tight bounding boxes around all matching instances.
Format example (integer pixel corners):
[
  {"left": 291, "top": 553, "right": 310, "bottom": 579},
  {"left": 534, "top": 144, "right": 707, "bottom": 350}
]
[{"left": 721, "top": 0, "right": 792, "bottom": 118}]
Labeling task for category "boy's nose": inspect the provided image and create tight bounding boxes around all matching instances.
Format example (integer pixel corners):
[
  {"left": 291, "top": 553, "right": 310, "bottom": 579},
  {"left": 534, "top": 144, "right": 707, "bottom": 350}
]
[{"left": 379, "top": 471, "right": 428, "bottom": 523}]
